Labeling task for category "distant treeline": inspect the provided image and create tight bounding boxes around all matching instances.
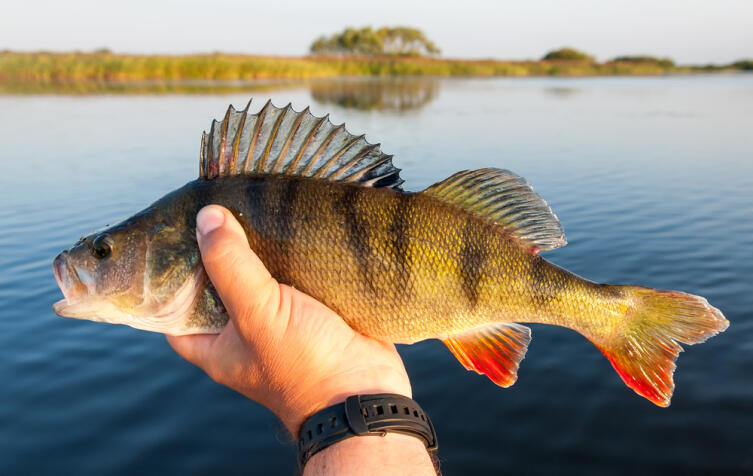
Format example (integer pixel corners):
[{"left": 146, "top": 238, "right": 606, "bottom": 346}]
[
  {"left": 0, "top": 50, "right": 750, "bottom": 84},
  {"left": 310, "top": 26, "right": 440, "bottom": 57}
]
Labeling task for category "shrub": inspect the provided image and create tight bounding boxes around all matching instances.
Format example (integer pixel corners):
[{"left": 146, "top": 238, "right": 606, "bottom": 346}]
[
  {"left": 542, "top": 47, "right": 594, "bottom": 62},
  {"left": 731, "top": 59, "right": 753, "bottom": 70}
]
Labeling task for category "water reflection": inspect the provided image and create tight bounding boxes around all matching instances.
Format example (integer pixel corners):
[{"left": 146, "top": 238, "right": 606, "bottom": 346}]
[
  {"left": 309, "top": 78, "right": 439, "bottom": 111},
  {"left": 0, "top": 79, "right": 307, "bottom": 95},
  {"left": 1, "top": 76, "right": 752, "bottom": 475},
  {"left": 0, "top": 78, "right": 441, "bottom": 112},
  {"left": 543, "top": 86, "right": 579, "bottom": 98}
]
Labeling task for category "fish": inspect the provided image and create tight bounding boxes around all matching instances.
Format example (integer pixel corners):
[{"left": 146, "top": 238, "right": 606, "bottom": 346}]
[{"left": 53, "top": 99, "right": 729, "bottom": 407}]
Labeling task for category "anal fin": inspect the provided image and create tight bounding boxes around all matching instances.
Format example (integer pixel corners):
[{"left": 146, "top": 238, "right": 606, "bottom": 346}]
[{"left": 443, "top": 323, "right": 531, "bottom": 387}]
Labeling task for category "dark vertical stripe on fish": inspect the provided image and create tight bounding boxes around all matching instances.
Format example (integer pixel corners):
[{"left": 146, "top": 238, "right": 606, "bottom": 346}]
[
  {"left": 278, "top": 178, "right": 300, "bottom": 242},
  {"left": 336, "top": 185, "right": 376, "bottom": 295},
  {"left": 389, "top": 194, "right": 413, "bottom": 298},
  {"left": 243, "top": 180, "right": 266, "bottom": 232},
  {"left": 241, "top": 179, "right": 277, "bottom": 278},
  {"left": 271, "top": 178, "right": 301, "bottom": 283},
  {"left": 459, "top": 220, "right": 486, "bottom": 308}
]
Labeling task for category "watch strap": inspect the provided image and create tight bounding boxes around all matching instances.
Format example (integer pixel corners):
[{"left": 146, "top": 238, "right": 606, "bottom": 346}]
[{"left": 297, "top": 393, "right": 438, "bottom": 467}]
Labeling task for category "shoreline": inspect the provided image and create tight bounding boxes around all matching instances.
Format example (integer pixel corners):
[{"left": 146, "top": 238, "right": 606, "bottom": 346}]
[
  {"left": 2, "top": 51, "right": 748, "bottom": 81},
  {"left": 1, "top": 72, "right": 749, "bottom": 96},
  {"left": 1, "top": 51, "right": 749, "bottom": 95}
]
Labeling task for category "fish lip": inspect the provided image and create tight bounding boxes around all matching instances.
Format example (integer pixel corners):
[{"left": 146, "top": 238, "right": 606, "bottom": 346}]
[
  {"left": 52, "top": 296, "right": 99, "bottom": 319},
  {"left": 52, "top": 253, "right": 74, "bottom": 317},
  {"left": 52, "top": 252, "right": 87, "bottom": 305},
  {"left": 52, "top": 298, "right": 70, "bottom": 316}
]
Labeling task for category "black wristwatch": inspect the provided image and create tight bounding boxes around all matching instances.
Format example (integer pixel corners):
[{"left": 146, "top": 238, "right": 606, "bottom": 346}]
[{"left": 297, "top": 393, "right": 438, "bottom": 467}]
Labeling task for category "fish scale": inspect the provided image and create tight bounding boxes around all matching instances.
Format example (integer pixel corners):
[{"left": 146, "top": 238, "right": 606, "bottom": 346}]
[{"left": 53, "top": 100, "right": 728, "bottom": 407}]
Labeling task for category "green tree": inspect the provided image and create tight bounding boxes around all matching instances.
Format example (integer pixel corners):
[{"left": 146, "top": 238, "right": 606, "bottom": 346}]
[
  {"left": 310, "top": 26, "right": 440, "bottom": 56},
  {"left": 375, "top": 27, "right": 440, "bottom": 56},
  {"left": 731, "top": 59, "right": 753, "bottom": 70},
  {"left": 542, "top": 47, "right": 594, "bottom": 62}
]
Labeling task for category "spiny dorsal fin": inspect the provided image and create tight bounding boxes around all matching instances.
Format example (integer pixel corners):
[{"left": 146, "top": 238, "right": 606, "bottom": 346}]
[
  {"left": 423, "top": 168, "right": 566, "bottom": 251},
  {"left": 199, "top": 99, "right": 403, "bottom": 189},
  {"left": 443, "top": 322, "right": 532, "bottom": 387}
]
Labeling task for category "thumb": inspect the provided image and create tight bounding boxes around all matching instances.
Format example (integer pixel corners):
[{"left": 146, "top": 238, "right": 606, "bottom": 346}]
[{"left": 196, "top": 205, "right": 280, "bottom": 335}]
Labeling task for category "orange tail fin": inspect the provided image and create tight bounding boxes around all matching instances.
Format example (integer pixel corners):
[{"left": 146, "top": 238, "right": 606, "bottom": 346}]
[{"left": 595, "top": 286, "right": 728, "bottom": 407}]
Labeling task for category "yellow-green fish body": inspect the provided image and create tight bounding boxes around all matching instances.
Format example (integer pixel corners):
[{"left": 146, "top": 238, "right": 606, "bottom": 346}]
[
  {"left": 53, "top": 100, "right": 728, "bottom": 407},
  {"left": 232, "top": 175, "right": 579, "bottom": 343}
]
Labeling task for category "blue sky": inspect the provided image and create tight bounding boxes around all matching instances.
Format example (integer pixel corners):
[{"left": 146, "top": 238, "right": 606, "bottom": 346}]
[{"left": 2, "top": 0, "right": 751, "bottom": 63}]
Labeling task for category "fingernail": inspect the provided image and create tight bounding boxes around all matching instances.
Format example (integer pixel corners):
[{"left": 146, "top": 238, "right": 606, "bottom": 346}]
[{"left": 196, "top": 206, "right": 225, "bottom": 237}]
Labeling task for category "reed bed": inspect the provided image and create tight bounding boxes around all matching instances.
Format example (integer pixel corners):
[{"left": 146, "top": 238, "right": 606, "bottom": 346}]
[{"left": 1, "top": 51, "right": 711, "bottom": 83}]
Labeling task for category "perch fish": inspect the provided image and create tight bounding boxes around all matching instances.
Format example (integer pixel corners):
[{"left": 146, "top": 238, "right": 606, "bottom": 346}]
[{"left": 53, "top": 100, "right": 728, "bottom": 406}]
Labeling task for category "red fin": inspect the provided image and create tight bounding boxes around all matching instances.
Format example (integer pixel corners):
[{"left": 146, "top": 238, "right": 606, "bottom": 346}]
[
  {"left": 594, "top": 287, "right": 729, "bottom": 407},
  {"left": 443, "top": 323, "right": 531, "bottom": 387}
]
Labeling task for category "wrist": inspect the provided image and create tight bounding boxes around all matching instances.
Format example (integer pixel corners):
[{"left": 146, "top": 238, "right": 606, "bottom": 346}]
[
  {"left": 277, "top": 372, "right": 412, "bottom": 436},
  {"left": 297, "top": 393, "right": 438, "bottom": 471},
  {"left": 302, "top": 432, "right": 436, "bottom": 476}
]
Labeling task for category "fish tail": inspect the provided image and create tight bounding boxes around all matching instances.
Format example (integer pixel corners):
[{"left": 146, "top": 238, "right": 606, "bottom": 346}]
[{"left": 593, "top": 286, "right": 728, "bottom": 407}]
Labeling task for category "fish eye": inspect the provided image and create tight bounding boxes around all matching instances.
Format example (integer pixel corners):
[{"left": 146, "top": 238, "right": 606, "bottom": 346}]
[{"left": 91, "top": 235, "right": 112, "bottom": 259}]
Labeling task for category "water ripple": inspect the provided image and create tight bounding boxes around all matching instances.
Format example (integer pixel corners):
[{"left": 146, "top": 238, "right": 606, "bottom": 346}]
[{"left": 1, "top": 77, "right": 752, "bottom": 475}]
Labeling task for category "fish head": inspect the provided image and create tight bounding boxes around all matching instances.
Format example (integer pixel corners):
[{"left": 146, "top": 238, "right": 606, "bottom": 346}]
[{"left": 52, "top": 206, "right": 205, "bottom": 333}]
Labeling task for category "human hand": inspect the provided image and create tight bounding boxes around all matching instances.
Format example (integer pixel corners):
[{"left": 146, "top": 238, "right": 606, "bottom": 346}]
[{"left": 166, "top": 205, "right": 413, "bottom": 436}]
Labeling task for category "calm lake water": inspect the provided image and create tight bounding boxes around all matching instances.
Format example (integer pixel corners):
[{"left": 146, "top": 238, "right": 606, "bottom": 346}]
[{"left": 1, "top": 76, "right": 752, "bottom": 475}]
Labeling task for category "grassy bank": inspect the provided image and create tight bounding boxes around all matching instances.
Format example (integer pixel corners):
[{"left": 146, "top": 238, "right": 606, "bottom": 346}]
[
  {"left": 0, "top": 51, "right": 747, "bottom": 94},
  {"left": 3, "top": 51, "right": 737, "bottom": 80}
]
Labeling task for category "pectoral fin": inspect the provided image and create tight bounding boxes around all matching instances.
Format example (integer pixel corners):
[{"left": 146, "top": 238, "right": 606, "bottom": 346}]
[{"left": 443, "top": 323, "right": 531, "bottom": 387}]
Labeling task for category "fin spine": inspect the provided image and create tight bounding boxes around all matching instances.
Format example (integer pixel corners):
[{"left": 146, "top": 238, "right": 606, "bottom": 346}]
[
  {"left": 329, "top": 143, "right": 380, "bottom": 180},
  {"left": 301, "top": 123, "right": 345, "bottom": 176},
  {"left": 259, "top": 103, "right": 290, "bottom": 173},
  {"left": 243, "top": 99, "right": 271, "bottom": 175},
  {"left": 199, "top": 99, "right": 403, "bottom": 189},
  {"left": 207, "top": 120, "right": 218, "bottom": 179},
  {"left": 284, "top": 112, "right": 327, "bottom": 174},
  {"left": 229, "top": 99, "right": 252, "bottom": 174},
  {"left": 314, "top": 134, "right": 365, "bottom": 179},
  {"left": 199, "top": 132, "right": 207, "bottom": 178},
  {"left": 271, "top": 104, "right": 307, "bottom": 174},
  {"left": 342, "top": 155, "right": 392, "bottom": 182},
  {"left": 218, "top": 106, "right": 232, "bottom": 176}
]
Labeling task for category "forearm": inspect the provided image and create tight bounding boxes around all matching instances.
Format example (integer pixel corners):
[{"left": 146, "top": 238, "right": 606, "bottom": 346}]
[{"left": 303, "top": 433, "right": 437, "bottom": 476}]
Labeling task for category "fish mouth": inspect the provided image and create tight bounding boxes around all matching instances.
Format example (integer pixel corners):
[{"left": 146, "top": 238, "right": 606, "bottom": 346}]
[{"left": 52, "top": 252, "right": 94, "bottom": 317}]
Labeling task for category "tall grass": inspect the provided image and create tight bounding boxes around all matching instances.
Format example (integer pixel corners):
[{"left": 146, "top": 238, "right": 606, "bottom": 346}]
[
  {"left": 0, "top": 51, "right": 709, "bottom": 82},
  {"left": 0, "top": 51, "right": 745, "bottom": 90}
]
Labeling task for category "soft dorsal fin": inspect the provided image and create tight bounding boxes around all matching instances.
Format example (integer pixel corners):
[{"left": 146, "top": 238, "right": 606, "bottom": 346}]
[
  {"left": 200, "top": 99, "right": 403, "bottom": 189},
  {"left": 443, "top": 322, "right": 532, "bottom": 387},
  {"left": 423, "top": 168, "right": 566, "bottom": 251}
]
